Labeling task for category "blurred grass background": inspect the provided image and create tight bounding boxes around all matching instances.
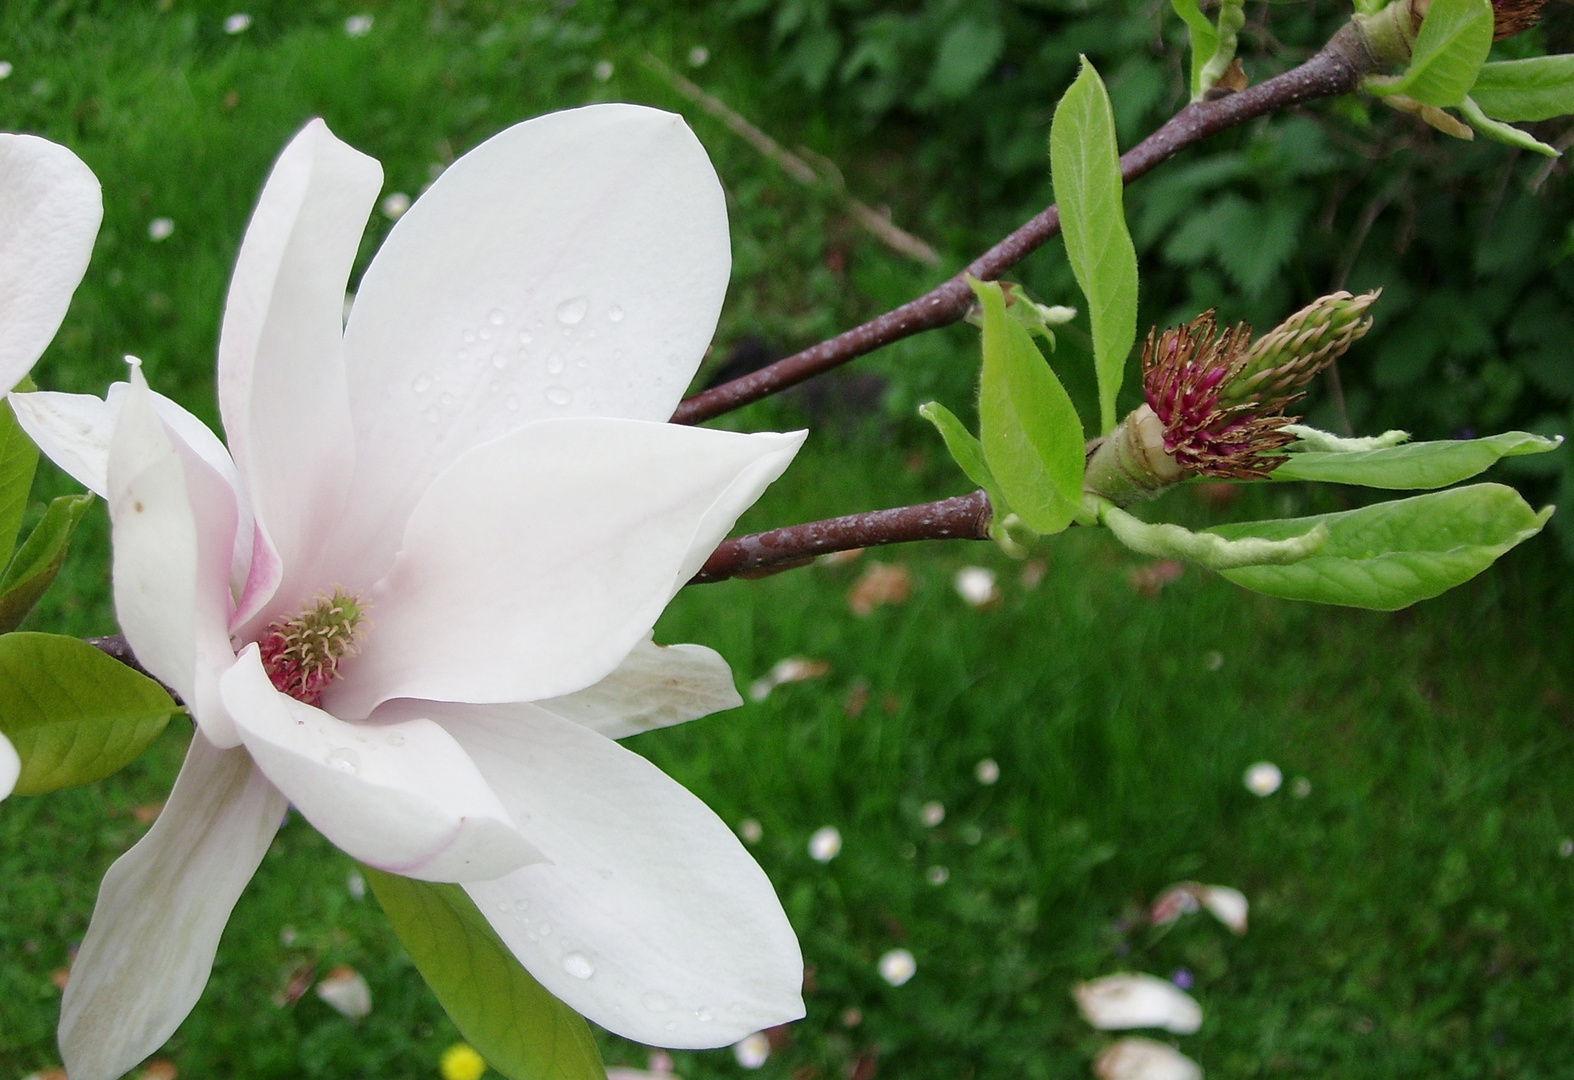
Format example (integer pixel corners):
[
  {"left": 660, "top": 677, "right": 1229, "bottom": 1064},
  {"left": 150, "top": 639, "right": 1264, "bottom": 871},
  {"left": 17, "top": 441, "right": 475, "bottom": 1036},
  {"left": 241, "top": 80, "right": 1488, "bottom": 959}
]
[{"left": 1, "top": 1, "right": 1572, "bottom": 1077}]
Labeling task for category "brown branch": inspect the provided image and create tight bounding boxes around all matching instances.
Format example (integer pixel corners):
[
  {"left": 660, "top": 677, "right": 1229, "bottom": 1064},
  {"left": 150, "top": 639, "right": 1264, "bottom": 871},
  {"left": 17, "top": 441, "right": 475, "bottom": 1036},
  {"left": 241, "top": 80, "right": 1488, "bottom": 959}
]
[
  {"left": 672, "top": 24, "right": 1376, "bottom": 426},
  {"left": 689, "top": 490, "right": 993, "bottom": 584}
]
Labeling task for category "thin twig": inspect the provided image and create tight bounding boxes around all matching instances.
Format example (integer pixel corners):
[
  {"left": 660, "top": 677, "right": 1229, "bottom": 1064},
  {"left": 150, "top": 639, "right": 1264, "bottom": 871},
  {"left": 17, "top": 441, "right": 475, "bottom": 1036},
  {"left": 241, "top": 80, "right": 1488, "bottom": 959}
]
[{"left": 672, "top": 24, "right": 1376, "bottom": 426}]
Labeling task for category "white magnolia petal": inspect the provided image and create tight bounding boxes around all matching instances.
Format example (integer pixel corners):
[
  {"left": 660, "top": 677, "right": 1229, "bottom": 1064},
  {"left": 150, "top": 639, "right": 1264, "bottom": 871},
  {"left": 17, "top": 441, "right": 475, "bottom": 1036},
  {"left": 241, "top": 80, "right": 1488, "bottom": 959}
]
[
  {"left": 335, "top": 103, "right": 730, "bottom": 581},
  {"left": 537, "top": 637, "right": 742, "bottom": 740},
  {"left": 217, "top": 118, "right": 377, "bottom": 617},
  {"left": 223, "top": 646, "right": 541, "bottom": 882},
  {"left": 1074, "top": 974, "right": 1203, "bottom": 1035},
  {"left": 0, "top": 730, "right": 18, "bottom": 800},
  {"left": 1095, "top": 1038, "right": 1203, "bottom": 1080},
  {"left": 108, "top": 368, "right": 241, "bottom": 747},
  {"left": 1199, "top": 884, "right": 1249, "bottom": 935},
  {"left": 59, "top": 733, "right": 286, "bottom": 1080},
  {"left": 427, "top": 702, "right": 804, "bottom": 1047},
  {"left": 328, "top": 419, "right": 802, "bottom": 717},
  {"left": 7, "top": 389, "right": 115, "bottom": 496},
  {"left": 0, "top": 134, "right": 101, "bottom": 393}
]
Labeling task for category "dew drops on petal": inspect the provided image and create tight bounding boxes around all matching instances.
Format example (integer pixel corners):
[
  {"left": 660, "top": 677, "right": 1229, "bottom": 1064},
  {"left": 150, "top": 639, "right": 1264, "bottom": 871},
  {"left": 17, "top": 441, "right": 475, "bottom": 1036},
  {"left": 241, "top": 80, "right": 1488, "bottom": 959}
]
[
  {"left": 808, "top": 825, "right": 842, "bottom": 862},
  {"left": 642, "top": 990, "right": 673, "bottom": 1012},
  {"left": 385, "top": 731, "right": 405, "bottom": 746},
  {"left": 544, "top": 386, "right": 572, "bottom": 406},
  {"left": 556, "top": 296, "right": 589, "bottom": 325},
  {"left": 695, "top": 1005, "right": 713, "bottom": 1022},
  {"left": 546, "top": 352, "right": 565, "bottom": 375},
  {"left": 518, "top": 328, "right": 533, "bottom": 345},
  {"left": 1244, "top": 761, "right": 1283, "bottom": 796},
  {"left": 607, "top": 304, "right": 625, "bottom": 322},
  {"left": 411, "top": 373, "right": 431, "bottom": 393},
  {"left": 148, "top": 217, "right": 174, "bottom": 241},
  {"left": 975, "top": 757, "right": 1000, "bottom": 785},
  {"left": 491, "top": 353, "right": 509, "bottom": 369},
  {"left": 878, "top": 948, "right": 917, "bottom": 987},
  {"left": 324, "top": 748, "right": 360, "bottom": 774},
  {"left": 738, "top": 818, "right": 763, "bottom": 844},
  {"left": 488, "top": 308, "right": 507, "bottom": 326},
  {"left": 920, "top": 800, "right": 945, "bottom": 827},
  {"left": 734, "top": 1032, "right": 770, "bottom": 1069},
  {"left": 562, "top": 952, "right": 595, "bottom": 980}
]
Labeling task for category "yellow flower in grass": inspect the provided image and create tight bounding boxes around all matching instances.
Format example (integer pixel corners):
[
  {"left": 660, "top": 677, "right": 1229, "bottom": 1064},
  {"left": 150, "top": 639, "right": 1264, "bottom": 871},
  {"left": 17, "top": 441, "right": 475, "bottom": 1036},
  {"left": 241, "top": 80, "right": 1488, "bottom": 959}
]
[{"left": 439, "top": 1042, "right": 487, "bottom": 1080}]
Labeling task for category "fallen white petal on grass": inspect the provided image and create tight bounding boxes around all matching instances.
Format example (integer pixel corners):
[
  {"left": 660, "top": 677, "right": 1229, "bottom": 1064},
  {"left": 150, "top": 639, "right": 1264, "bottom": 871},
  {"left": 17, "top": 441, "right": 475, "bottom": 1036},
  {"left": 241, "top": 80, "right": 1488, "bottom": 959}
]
[
  {"left": 925, "top": 865, "right": 949, "bottom": 885},
  {"left": 1199, "top": 885, "right": 1248, "bottom": 935},
  {"left": 808, "top": 825, "right": 842, "bottom": 863},
  {"left": 975, "top": 757, "right": 1000, "bottom": 785},
  {"left": 0, "top": 62, "right": 13, "bottom": 80},
  {"left": 1074, "top": 973, "right": 1202, "bottom": 1034},
  {"left": 223, "top": 13, "right": 252, "bottom": 34},
  {"left": 593, "top": 59, "right": 615, "bottom": 82},
  {"left": 1094, "top": 1037, "right": 1203, "bottom": 1080},
  {"left": 738, "top": 818, "right": 763, "bottom": 844},
  {"left": 919, "top": 800, "right": 945, "bottom": 826},
  {"left": 687, "top": 46, "right": 710, "bottom": 67},
  {"left": 1291, "top": 776, "right": 1312, "bottom": 798},
  {"left": 733, "top": 1031, "right": 770, "bottom": 1069},
  {"left": 1150, "top": 882, "right": 1247, "bottom": 935},
  {"left": 379, "top": 191, "right": 411, "bottom": 220},
  {"left": 953, "top": 565, "right": 999, "bottom": 608},
  {"left": 1243, "top": 761, "right": 1282, "bottom": 796},
  {"left": 344, "top": 14, "right": 373, "bottom": 36},
  {"left": 345, "top": 868, "right": 366, "bottom": 901},
  {"left": 878, "top": 948, "right": 916, "bottom": 987},
  {"left": 147, "top": 217, "right": 174, "bottom": 241},
  {"left": 1560, "top": 838, "right": 1574, "bottom": 858},
  {"left": 313, "top": 964, "right": 371, "bottom": 1019},
  {"left": 1148, "top": 884, "right": 1201, "bottom": 927},
  {"left": 748, "top": 656, "right": 830, "bottom": 702},
  {"left": 606, "top": 1070, "right": 681, "bottom": 1080}
]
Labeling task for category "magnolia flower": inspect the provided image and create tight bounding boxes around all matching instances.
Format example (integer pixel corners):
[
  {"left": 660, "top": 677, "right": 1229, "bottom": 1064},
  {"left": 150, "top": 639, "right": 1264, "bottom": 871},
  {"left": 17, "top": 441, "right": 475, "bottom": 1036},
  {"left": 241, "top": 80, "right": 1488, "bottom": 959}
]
[
  {"left": 0, "top": 133, "right": 101, "bottom": 395},
  {"left": 15, "top": 106, "right": 806, "bottom": 1079},
  {"left": 1074, "top": 973, "right": 1203, "bottom": 1034}
]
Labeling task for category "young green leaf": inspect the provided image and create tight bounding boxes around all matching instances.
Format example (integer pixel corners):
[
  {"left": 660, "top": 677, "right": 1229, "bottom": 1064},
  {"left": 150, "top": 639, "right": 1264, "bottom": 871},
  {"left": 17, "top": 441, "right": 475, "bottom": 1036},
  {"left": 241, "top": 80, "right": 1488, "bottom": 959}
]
[
  {"left": 973, "top": 278, "right": 1086, "bottom": 535},
  {"left": 918, "top": 401, "right": 1010, "bottom": 516},
  {"left": 1458, "top": 95, "right": 1560, "bottom": 155},
  {"left": 0, "top": 494, "right": 93, "bottom": 634},
  {"left": 1170, "top": 0, "right": 1221, "bottom": 101},
  {"left": 1212, "top": 484, "right": 1552, "bottom": 609},
  {"left": 0, "top": 632, "right": 175, "bottom": 794},
  {"left": 1272, "top": 431, "right": 1563, "bottom": 488},
  {"left": 1051, "top": 57, "right": 1138, "bottom": 434},
  {"left": 365, "top": 868, "right": 606, "bottom": 1080},
  {"left": 1101, "top": 503, "right": 1328, "bottom": 569},
  {"left": 0, "top": 394, "right": 41, "bottom": 569},
  {"left": 1368, "top": 0, "right": 1493, "bottom": 107},
  {"left": 1470, "top": 55, "right": 1574, "bottom": 122}
]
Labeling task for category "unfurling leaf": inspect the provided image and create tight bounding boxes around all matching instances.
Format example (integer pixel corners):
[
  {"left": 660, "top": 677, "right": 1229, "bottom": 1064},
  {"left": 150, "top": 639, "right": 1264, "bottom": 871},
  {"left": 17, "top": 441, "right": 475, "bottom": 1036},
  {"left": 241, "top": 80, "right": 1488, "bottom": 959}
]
[
  {"left": 1368, "top": 0, "right": 1494, "bottom": 107},
  {"left": 1458, "top": 95, "right": 1560, "bottom": 155},
  {"left": 365, "top": 868, "right": 606, "bottom": 1080},
  {"left": 1272, "top": 430, "right": 1563, "bottom": 488},
  {"left": 1213, "top": 484, "right": 1552, "bottom": 609},
  {"left": 1051, "top": 57, "right": 1138, "bottom": 433},
  {"left": 1170, "top": 0, "right": 1221, "bottom": 101},
  {"left": 0, "top": 391, "right": 41, "bottom": 568},
  {"left": 0, "top": 493, "right": 94, "bottom": 633},
  {"left": 0, "top": 632, "right": 175, "bottom": 794},
  {"left": 972, "top": 278, "right": 1086, "bottom": 535},
  {"left": 1101, "top": 502, "right": 1328, "bottom": 569},
  {"left": 1470, "top": 55, "right": 1574, "bottom": 121}
]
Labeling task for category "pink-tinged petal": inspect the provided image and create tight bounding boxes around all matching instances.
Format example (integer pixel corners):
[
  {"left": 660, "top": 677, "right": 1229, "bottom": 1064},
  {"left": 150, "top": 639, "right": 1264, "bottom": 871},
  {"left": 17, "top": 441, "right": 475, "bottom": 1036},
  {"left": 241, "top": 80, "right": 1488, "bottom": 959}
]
[
  {"left": 0, "top": 731, "right": 17, "bottom": 800},
  {"left": 327, "top": 419, "right": 802, "bottom": 717},
  {"left": 0, "top": 134, "right": 100, "bottom": 393},
  {"left": 108, "top": 367, "right": 241, "bottom": 747},
  {"left": 216, "top": 118, "right": 378, "bottom": 624},
  {"left": 536, "top": 637, "right": 742, "bottom": 740},
  {"left": 222, "top": 646, "right": 541, "bottom": 882},
  {"left": 333, "top": 104, "right": 730, "bottom": 583},
  {"left": 421, "top": 702, "right": 805, "bottom": 1047},
  {"left": 59, "top": 733, "right": 286, "bottom": 1080}
]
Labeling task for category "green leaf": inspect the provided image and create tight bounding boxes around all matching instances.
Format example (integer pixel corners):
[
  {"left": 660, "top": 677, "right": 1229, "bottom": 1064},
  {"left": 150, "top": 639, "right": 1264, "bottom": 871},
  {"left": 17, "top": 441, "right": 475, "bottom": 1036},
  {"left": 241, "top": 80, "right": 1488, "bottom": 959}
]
[
  {"left": 1272, "top": 431, "right": 1563, "bottom": 488},
  {"left": 1100, "top": 503, "right": 1329, "bottom": 569},
  {"left": 1458, "top": 94, "right": 1560, "bottom": 156},
  {"left": 0, "top": 632, "right": 175, "bottom": 795},
  {"left": 918, "top": 401, "right": 1010, "bottom": 516},
  {"left": 1170, "top": 0, "right": 1220, "bottom": 101},
  {"left": 365, "top": 868, "right": 606, "bottom": 1080},
  {"left": 1470, "top": 55, "right": 1574, "bottom": 122},
  {"left": 928, "top": 18, "right": 1006, "bottom": 100},
  {"left": 1212, "top": 484, "right": 1552, "bottom": 610},
  {"left": 1051, "top": 57, "right": 1138, "bottom": 434},
  {"left": 973, "top": 278, "right": 1086, "bottom": 535},
  {"left": 1369, "top": 0, "right": 1493, "bottom": 107},
  {"left": 0, "top": 494, "right": 94, "bottom": 634},
  {"left": 0, "top": 394, "right": 41, "bottom": 570}
]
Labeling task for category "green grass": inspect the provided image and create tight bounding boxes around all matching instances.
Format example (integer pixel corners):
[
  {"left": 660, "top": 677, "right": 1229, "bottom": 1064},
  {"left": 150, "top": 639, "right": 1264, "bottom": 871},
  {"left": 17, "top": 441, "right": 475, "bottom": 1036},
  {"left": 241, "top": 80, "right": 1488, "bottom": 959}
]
[{"left": 3, "top": 3, "right": 1574, "bottom": 1078}]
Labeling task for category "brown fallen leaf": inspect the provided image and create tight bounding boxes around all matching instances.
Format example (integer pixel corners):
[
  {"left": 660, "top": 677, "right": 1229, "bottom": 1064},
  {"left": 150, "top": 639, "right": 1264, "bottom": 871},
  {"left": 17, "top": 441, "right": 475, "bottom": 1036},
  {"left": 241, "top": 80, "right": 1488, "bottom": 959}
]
[
  {"left": 847, "top": 562, "right": 911, "bottom": 616},
  {"left": 1127, "top": 560, "right": 1184, "bottom": 597},
  {"left": 131, "top": 802, "right": 165, "bottom": 825}
]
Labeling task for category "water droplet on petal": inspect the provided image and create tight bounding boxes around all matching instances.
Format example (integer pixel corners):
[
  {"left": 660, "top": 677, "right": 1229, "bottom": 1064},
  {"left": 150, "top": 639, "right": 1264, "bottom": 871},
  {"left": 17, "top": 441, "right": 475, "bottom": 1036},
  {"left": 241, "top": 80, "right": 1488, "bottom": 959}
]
[
  {"left": 489, "top": 308, "right": 506, "bottom": 326},
  {"left": 386, "top": 732, "right": 405, "bottom": 746},
  {"left": 664, "top": 1022, "right": 677, "bottom": 1032},
  {"left": 423, "top": 407, "right": 442, "bottom": 424},
  {"left": 695, "top": 1006, "right": 714, "bottom": 1022},
  {"left": 324, "top": 748, "right": 360, "bottom": 774},
  {"left": 478, "top": 326, "right": 492, "bottom": 341},
  {"left": 643, "top": 991, "right": 673, "bottom": 1012},
  {"left": 546, "top": 353, "right": 565, "bottom": 375},
  {"left": 607, "top": 305, "right": 625, "bottom": 322},
  {"left": 544, "top": 386, "right": 572, "bottom": 406},
  {"left": 463, "top": 329, "right": 476, "bottom": 343},
  {"left": 536, "top": 922, "right": 552, "bottom": 937},
  {"left": 412, "top": 374, "right": 432, "bottom": 393},
  {"left": 438, "top": 393, "right": 454, "bottom": 406},
  {"left": 518, "top": 328, "right": 533, "bottom": 345},
  {"left": 562, "top": 952, "right": 595, "bottom": 979},
  {"left": 556, "top": 297, "right": 588, "bottom": 325},
  {"left": 492, "top": 353, "right": 509, "bottom": 369}
]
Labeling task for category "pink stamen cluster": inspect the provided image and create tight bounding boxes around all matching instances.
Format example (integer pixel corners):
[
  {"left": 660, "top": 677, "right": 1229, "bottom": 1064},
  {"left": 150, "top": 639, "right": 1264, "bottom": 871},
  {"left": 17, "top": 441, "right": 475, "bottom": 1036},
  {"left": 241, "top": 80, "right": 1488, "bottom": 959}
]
[{"left": 258, "top": 589, "right": 368, "bottom": 706}]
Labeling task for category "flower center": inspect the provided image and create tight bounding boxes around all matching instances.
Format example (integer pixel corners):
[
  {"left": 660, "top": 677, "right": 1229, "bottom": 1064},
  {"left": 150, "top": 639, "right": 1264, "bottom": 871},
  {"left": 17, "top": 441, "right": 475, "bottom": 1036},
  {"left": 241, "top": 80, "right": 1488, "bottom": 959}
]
[{"left": 258, "top": 589, "right": 368, "bottom": 706}]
